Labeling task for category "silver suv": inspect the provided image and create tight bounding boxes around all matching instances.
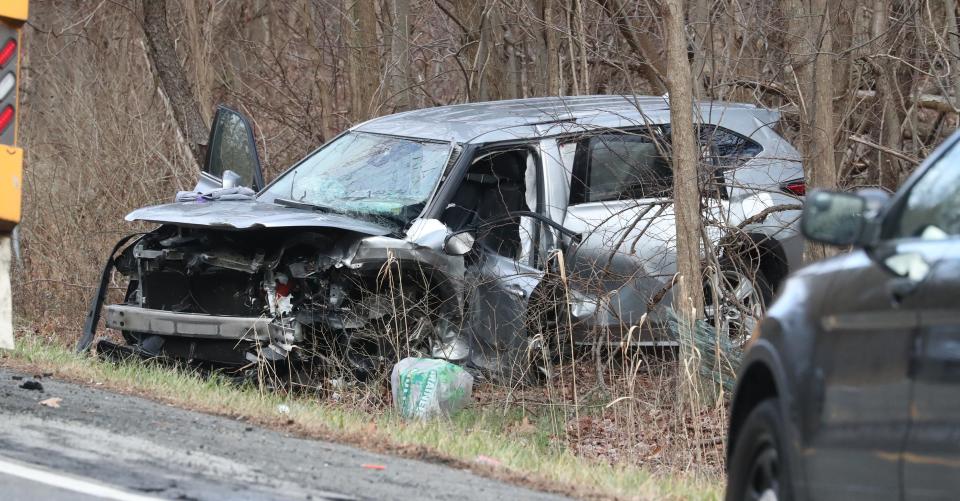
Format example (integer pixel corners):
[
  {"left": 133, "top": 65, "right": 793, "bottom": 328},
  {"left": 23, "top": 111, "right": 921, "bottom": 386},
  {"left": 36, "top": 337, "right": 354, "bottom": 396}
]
[{"left": 82, "top": 95, "right": 804, "bottom": 383}]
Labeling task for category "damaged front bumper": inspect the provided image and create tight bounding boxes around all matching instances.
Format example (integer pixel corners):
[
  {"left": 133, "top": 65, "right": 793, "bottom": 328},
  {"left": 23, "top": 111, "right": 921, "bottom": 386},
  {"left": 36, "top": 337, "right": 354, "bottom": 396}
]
[{"left": 104, "top": 304, "right": 275, "bottom": 341}]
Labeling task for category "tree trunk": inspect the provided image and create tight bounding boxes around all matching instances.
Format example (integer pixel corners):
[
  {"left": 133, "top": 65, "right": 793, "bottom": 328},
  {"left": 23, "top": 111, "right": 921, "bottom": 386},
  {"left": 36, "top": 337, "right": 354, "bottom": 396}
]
[
  {"left": 945, "top": 0, "right": 960, "bottom": 108},
  {"left": 573, "top": 0, "right": 590, "bottom": 94},
  {"left": 804, "top": 0, "right": 838, "bottom": 262},
  {"left": 542, "top": 0, "right": 560, "bottom": 95},
  {"left": 689, "top": 0, "right": 710, "bottom": 98},
  {"left": 389, "top": 0, "right": 413, "bottom": 111},
  {"left": 349, "top": 0, "right": 379, "bottom": 121},
  {"left": 142, "top": 0, "right": 209, "bottom": 170},
  {"left": 663, "top": 0, "right": 705, "bottom": 319},
  {"left": 872, "top": 0, "right": 903, "bottom": 190},
  {"left": 779, "top": 0, "right": 813, "bottom": 117}
]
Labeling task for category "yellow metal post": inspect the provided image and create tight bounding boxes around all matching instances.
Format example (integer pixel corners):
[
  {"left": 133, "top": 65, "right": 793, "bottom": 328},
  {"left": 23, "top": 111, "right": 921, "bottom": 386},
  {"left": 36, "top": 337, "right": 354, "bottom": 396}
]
[{"left": 0, "top": 0, "right": 26, "bottom": 350}]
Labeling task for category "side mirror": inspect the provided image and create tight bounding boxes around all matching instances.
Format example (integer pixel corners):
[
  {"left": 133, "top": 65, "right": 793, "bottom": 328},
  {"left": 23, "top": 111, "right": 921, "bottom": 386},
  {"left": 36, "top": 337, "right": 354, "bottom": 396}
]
[
  {"left": 801, "top": 190, "right": 868, "bottom": 246},
  {"left": 443, "top": 231, "right": 475, "bottom": 256}
]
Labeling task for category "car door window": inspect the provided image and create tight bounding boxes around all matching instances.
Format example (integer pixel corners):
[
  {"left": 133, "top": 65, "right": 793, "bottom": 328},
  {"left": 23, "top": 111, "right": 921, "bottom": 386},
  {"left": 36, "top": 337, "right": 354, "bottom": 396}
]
[
  {"left": 568, "top": 129, "right": 671, "bottom": 204},
  {"left": 205, "top": 107, "right": 263, "bottom": 190},
  {"left": 887, "top": 141, "right": 960, "bottom": 239},
  {"left": 697, "top": 125, "right": 764, "bottom": 167}
]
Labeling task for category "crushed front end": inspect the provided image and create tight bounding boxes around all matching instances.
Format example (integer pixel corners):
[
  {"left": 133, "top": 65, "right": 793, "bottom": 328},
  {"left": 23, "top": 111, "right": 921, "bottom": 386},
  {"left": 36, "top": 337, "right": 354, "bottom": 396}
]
[{"left": 99, "top": 221, "right": 464, "bottom": 380}]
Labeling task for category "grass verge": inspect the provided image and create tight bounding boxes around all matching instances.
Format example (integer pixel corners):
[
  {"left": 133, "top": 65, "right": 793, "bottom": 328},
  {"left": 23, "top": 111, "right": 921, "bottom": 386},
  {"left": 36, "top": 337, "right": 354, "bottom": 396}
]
[{"left": 1, "top": 334, "right": 722, "bottom": 500}]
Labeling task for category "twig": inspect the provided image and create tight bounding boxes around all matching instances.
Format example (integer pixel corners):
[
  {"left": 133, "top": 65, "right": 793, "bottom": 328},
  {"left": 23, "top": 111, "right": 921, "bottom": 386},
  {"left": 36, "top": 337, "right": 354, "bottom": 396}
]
[{"left": 849, "top": 135, "right": 920, "bottom": 166}]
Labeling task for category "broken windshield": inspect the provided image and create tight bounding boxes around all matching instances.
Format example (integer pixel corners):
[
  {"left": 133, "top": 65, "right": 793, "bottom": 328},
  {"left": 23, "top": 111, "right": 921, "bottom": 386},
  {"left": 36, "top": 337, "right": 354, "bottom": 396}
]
[{"left": 260, "top": 132, "right": 456, "bottom": 224}]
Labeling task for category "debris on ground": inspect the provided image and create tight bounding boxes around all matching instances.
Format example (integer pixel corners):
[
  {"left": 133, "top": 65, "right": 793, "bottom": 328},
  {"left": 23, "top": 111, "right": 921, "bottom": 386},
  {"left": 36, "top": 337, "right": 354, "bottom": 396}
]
[
  {"left": 361, "top": 463, "right": 385, "bottom": 470},
  {"left": 474, "top": 455, "right": 503, "bottom": 468},
  {"left": 276, "top": 404, "right": 290, "bottom": 415},
  {"left": 19, "top": 379, "right": 43, "bottom": 391},
  {"left": 38, "top": 397, "right": 62, "bottom": 408},
  {"left": 391, "top": 357, "right": 473, "bottom": 420},
  {"left": 11, "top": 375, "right": 22, "bottom": 380}
]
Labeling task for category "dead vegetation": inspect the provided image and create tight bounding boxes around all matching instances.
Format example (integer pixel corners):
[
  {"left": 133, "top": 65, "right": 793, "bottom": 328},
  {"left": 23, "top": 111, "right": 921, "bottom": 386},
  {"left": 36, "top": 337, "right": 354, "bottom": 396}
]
[{"left": 11, "top": 0, "right": 960, "bottom": 487}]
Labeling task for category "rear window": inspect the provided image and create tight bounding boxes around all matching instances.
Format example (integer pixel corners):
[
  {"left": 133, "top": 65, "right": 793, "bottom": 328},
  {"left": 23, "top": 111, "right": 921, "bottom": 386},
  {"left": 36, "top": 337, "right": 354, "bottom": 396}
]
[
  {"left": 698, "top": 125, "right": 763, "bottom": 166},
  {"left": 661, "top": 124, "right": 764, "bottom": 167}
]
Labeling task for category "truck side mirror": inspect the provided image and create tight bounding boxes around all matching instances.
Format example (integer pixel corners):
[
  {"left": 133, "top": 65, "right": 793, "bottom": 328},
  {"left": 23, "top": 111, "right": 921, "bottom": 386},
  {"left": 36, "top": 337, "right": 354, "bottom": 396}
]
[{"left": 801, "top": 190, "right": 868, "bottom": 246}]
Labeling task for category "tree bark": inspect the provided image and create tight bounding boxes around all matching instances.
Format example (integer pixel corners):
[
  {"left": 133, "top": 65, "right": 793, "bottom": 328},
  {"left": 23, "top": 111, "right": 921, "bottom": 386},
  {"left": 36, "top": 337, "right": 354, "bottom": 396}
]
[
  {"left": 871, "top": 0, "right": 904, "bottom": 190},
  {"left": 662, "top": 0, "right": 705, "bottom": 319},
  {"left": 689, "top": 0, "right": 710, "bottom": 98},
  {"left": 804, "top": 0, "right": 838, "bottom": 262},
  {"left": 573, "top": 0, "right": 590, "bottom": 94},
  {"left": 945, "top": 0, "right": 960, "bottom": 108},
  {"left": 542, "top": 0, "right": 560, "bottom": 95},
  {"left": 142, "top": 0, "right": 209, "bottom": 169},
  {"left": 389, "top": 0, "right": 413, "bottom": 111},
  {"left": 349, "top": 0, "right": 379, "bottom": 121}
]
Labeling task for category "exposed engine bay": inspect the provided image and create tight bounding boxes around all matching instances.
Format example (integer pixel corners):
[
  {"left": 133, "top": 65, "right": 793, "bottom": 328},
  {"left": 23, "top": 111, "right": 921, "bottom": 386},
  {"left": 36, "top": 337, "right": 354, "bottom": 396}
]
[{"left": 102, "top": 222, "right": 468, "bottom": 381}]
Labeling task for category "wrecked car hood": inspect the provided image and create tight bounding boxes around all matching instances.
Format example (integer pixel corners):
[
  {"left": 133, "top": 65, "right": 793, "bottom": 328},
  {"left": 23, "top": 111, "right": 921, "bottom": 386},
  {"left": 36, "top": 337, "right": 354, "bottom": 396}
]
[{"left": 126, "top": 200, "right": 393, "bottom": 235}]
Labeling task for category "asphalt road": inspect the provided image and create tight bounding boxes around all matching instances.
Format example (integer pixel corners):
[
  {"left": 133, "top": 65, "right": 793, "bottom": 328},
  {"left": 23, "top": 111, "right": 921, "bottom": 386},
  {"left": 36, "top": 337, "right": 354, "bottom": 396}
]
[{"left": 0, "top": 369, "right": 568, "bottom": 501}]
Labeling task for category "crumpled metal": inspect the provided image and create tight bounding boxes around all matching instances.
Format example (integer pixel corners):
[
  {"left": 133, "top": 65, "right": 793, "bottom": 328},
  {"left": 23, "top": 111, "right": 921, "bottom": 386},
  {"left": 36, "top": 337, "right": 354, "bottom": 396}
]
[{"left": 175, "top": 186, "right": 257, "bottom": 203}]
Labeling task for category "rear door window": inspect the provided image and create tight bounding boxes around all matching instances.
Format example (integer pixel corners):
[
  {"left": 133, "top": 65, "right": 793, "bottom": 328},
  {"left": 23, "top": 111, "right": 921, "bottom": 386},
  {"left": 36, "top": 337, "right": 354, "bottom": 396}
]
[{"left": 568, "top": 129, "right": 672, "bottom": 204}]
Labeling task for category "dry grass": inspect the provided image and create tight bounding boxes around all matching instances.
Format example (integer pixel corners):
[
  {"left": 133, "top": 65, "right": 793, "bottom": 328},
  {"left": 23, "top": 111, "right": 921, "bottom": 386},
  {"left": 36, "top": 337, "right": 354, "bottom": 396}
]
[{"left": 2, "top": 329, "right": 723, "bottom": 500}]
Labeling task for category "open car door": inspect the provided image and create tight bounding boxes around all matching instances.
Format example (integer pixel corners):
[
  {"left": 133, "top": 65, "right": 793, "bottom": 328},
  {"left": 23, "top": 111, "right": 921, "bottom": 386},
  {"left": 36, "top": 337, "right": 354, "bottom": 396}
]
[{"left": 194, "top": 105, "right": 265, "bottom": 193}]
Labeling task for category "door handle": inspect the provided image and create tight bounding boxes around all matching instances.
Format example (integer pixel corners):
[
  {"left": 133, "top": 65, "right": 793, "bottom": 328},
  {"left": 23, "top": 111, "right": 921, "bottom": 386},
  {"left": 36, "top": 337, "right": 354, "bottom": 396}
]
[{"left": 505, "top": 284, "right": 527, "bottom": 299}]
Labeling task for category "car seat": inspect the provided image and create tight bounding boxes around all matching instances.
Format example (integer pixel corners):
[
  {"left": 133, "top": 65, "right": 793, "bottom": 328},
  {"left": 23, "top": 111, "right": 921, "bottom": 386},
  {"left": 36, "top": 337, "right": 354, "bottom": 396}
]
[{"left": 444, "top": 151, "right": 528, "bottom": 258}]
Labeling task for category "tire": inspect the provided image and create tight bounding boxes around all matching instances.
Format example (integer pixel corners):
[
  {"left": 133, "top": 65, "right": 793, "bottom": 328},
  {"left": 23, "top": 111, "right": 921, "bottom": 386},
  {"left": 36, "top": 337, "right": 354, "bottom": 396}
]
[
  {"left": 705, "top": 268, "right": 772, "bottom": 347},
  {"left": 726, "top": 398, "right": 794, "bottom": 501}
]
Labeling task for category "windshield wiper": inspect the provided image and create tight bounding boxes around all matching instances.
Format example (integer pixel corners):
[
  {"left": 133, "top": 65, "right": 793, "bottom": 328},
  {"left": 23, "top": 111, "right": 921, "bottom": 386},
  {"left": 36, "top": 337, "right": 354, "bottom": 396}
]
[{"left": 274, "top": 197, "right": 341, "bottom": 214}]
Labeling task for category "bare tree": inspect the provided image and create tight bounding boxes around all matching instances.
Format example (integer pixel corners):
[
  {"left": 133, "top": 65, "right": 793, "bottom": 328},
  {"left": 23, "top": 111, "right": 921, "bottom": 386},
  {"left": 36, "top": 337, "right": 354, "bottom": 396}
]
[
  {"left": 349, "top": 0, "right": 380, "bottom": 121},
  {"left": 662, "top": 0, "right": 705, "bottom": 318},
  {"left": 388, "top": 0, "right": 413, "bottom": 110},
  {"left": 142, "top": 0, "right": 209, "bottom": 168},
  {"left": 804, "top": 0, "right": 839, "bottom": 262}
]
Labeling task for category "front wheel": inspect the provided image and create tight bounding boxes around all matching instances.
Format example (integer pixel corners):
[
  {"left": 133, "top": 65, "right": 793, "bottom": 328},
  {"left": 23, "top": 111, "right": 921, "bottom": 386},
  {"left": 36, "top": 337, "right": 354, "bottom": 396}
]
[{"left": 726, "top": 399, "right": 793, "bottom": 501}]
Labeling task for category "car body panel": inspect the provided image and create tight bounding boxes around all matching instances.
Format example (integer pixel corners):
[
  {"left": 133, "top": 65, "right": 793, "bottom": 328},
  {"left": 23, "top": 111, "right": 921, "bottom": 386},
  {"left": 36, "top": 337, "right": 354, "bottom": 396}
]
[
  {"left": 353, "top": 95, "right": 785, "bottom": 147},
  {"left": 126, "top": 200, "right": 393, "bottom": 235},
  {"left": 901, "top": 242, "right": 960, "bottom": 500},
  {"left": 803, "top": 247, "right": 917, "bottom": 500},
  {"left": 728, "top": 129, "right": 960, "bottom": 500}
]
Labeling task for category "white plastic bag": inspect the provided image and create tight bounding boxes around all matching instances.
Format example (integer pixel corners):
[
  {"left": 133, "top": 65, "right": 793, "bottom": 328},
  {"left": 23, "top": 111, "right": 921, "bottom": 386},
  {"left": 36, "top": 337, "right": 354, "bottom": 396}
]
[{"left": 391, "top": 357, "right": 473, "bottom": 420}]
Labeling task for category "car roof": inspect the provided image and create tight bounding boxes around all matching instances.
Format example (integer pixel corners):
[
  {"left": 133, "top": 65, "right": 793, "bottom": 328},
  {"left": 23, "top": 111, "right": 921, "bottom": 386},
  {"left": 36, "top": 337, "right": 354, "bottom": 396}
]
[{"left": 352, "top": 95, "right": 782, "bottom": 144}]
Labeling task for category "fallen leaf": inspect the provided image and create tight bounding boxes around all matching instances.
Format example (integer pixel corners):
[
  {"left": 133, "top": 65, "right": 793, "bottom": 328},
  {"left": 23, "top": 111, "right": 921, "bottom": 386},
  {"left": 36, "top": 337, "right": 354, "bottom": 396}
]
[
  {"left": 474, "top": 455, "right": 502, "bottom": 467},
  {"left": 39, "top": 397, "right": 62, "bottom": 408},
  {"left": 511, "top": 416, "right": 536, "bottom": 435}
]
